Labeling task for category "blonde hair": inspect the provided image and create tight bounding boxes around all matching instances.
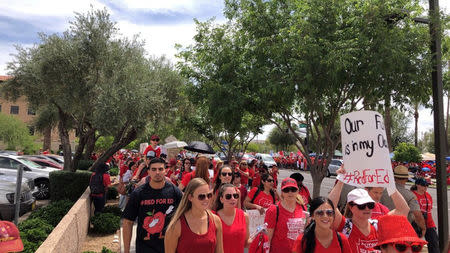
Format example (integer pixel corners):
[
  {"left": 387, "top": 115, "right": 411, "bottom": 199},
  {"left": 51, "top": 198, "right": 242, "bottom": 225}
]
[
  {"left": 280, "top": 190, "right": 305, "bottom": 206},
  {"left": 167, "top": 178, "right": 211, "bottom": 232},
  {"left": 194, "top": 156, "right": 211, "bottom": 185}
]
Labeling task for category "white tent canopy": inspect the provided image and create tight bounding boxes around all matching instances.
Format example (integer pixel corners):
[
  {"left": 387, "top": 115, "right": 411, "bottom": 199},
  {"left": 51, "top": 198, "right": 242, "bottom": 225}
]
[{"left": 164, "top": 141, "right": 188, "bottom": 149}]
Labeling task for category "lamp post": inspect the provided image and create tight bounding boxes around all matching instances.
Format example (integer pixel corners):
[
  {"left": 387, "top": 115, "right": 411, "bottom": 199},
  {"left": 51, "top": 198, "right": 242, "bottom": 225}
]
[{"left": 427, "top": 1, "right": 448, "bottom": 251}]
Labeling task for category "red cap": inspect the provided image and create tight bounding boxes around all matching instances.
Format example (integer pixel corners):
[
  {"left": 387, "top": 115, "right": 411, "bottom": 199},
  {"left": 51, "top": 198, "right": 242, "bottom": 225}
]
[
  {"left": 150, "top": 135, "right": 160, "bottom": 141},
  {"left": 0, "top": 221, "right": 24, "bottom": 252},
  {"left": 281, "top": 178, "right": 298, "bottom": 190},
  {"left": 169, "top": 158, "right": 177, "bottom": 167},
  {"left": 374, "top": 215, "right": 427, "bottom": 248}
]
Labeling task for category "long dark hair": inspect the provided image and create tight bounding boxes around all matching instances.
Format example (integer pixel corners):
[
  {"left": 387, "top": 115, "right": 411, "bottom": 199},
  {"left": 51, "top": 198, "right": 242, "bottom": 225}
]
[
  {"left": 301, "top": 197, "right": 335, "bottom": 252},
  {"left": 214, "top": 183, "right": 236, "bottom": 212},
  {"left": 259, "top": 173, "right": 275, "bottom": 202},
  {"left": 214, "top": 166, "right": 235, "bottom": 193}
]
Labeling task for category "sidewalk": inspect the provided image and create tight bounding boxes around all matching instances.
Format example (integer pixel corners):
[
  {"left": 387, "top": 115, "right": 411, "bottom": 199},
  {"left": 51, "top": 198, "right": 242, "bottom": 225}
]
[{"left": 120, "top": 220, "right": 137, "bottom": 253}]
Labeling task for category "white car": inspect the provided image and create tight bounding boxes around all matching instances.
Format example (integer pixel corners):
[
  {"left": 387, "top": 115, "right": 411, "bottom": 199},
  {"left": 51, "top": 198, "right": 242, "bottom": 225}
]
[
  {"left": 255, "top": 153, "right": 277, "bottom": 168},
  {"left": 0, "top": 155, "right": 59, "bottom": 199},
  {"left": 0, "top": 175, "right": 35, "bottom": 220},
  {"left": 327, "top": 159, "right": 343, "bottom": 177}
]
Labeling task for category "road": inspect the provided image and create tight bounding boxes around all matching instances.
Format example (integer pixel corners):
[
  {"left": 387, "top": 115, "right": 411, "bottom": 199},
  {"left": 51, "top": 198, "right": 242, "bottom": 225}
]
[{"left": 277, "top": 168, "right": 450, "bottom": 233}]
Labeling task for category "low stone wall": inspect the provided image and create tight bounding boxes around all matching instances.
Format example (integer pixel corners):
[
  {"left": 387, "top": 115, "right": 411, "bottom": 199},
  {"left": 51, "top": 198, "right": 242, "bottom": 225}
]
[{"left": 36, "top": 187, "right": 91, "bottom": 253}]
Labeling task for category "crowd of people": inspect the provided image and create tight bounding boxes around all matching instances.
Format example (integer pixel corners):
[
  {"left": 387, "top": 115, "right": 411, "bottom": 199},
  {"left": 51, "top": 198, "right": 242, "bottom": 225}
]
[{"left": 88, "top": 135, "right": 441, "bottom": 253}]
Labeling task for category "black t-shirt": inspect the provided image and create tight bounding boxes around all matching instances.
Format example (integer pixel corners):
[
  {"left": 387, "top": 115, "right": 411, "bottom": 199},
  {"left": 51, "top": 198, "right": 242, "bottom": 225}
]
[{"left": 123, "top": 180, "right": 182, "bottom": 253}]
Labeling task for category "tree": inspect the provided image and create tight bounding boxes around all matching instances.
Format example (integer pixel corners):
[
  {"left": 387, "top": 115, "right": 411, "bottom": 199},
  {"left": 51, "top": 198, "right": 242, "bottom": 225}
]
[
  {"left": 389, "top": 108, "right": 414, "bottom": 150},
  {"left": 268, "top": 126, "right": 296, "bottom": 151},
  {"left": 0, "top": 114, "right": 38, "bottom": 154},
  {"left": 393, "top": 142, "right": 421, "bottom": 163}
]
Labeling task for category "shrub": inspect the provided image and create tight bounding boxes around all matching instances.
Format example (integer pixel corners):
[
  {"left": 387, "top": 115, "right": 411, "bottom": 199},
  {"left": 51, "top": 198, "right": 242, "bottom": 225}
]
[
  {"left": 106, "top": 186, "right": 118, "bottom": 200},
  {"left": 101, "top": 246, "right": 117, "bottom": 253},
  {"left": 109, "top": 167, "right": 119, "bottom": 176},
  {"left": 19, "top": 218, "right": 53, "bottom": 234},
  {"left": 20, "top": 227, "right": 48, "bottom": 243},
  {"left": 50, "top": 170, "right": 92, "bottom": 202},
  {"left": 77, "top": 159, "right": 94, "bottom": 170},
  {"left": 21, "top": 238, "right": 41, "bottom": 253},
  {"left": 29, "top": 200, "right": 74, "bottom": 227},
  {"left": 90, "top": 213, "right": 120, "bottom": 234},
  {"left": 103, "top": 205, "right": 122, "bottom": 216}
]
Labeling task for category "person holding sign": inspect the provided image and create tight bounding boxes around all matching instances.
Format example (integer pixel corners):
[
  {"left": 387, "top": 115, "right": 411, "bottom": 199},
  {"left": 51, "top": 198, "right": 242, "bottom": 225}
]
[
  {"left": 328, "top": 167, "right": 410, "bottom": 253},
  {"left": 265, "top": 178, "right": 307, "bottom": 253}
]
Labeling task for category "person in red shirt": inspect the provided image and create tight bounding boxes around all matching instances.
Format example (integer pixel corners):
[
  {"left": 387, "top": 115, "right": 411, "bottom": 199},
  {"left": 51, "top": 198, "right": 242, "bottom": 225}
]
[
  {"left": 292, "top": 197, "right": 352, "bottom": 253},
  {"left": 214, "top": 183, "right": 250, "bottom": 253},
  {"left": 233, "top": 172, "right": 247, "bottom": 210},
  {"left": 164, "top": 178, "right": 223, "bottom": 253},
  {"left": 411, "top": 178, "right": 439, "bottom": 253},
  {"left": 248, "top": 159, "right": 257, "bottom": 187},
  {"left": 365, "top": 187, "right": 390, "bottom": 219},
  {"left": 179, "top": 157, "right": 211, "bottom": 191},
  {"left": 244, "top": 173, "right": 278, "bottom": 214},
  {"left": 143, "top": 135, "right": 161, "bottom": 162},
  {"left": 290, "top": 173, "right": 311, "bottom": 208},
  {"left": 89, "top": 163, "right": 111, "bottom": 214},
  {"left": 236, "top": 161, "right": 250, "bottom": 186},
  {"left": 269, "top": 165, "right": 279, "bottom": 188},
  {"left": 265, "top": 178, "right": 307, "bottom": 253},
  {"left": 166, "top": 158, "right": 180, "bottom": 185}
]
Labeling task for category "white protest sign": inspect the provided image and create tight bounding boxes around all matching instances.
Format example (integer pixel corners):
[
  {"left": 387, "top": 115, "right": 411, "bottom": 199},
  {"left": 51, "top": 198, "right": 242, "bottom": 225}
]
[
  {"left": 246, "top": 209, "right": 266, "bottom": 236},
  {"left": 337, "top": 111, "right": 395, "bottom": 188}
]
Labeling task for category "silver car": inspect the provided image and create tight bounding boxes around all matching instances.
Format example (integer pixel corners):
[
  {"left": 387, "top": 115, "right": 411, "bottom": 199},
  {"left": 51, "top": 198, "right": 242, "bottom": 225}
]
[
  {"left": 0, "top": 155, "right": 59, "bottom": 199},
  {"left": 255, "top": 153, "right": 277, "bottom": 168},
  {"left": 327, "top": 159, "right": 343, "bottom": 177},
  {"left": 0, "top": 175, "right": 35, "bottom": 220}
]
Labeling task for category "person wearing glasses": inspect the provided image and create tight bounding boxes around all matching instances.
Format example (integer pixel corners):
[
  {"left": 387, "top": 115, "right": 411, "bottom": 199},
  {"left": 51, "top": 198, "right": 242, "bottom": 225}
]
[
  {"left": 292, "top": 197, "right": 352, "bottom": 253},
  {"left": 212, "top": 166, "right": 242, "bottom": 210},
  {"left": 122, "top": 158, "right": 183, "bottom": 253},
  {"left": 265, "top": 178, "right": 307, "bottom": 253},
  {"left": 143, "top": 134, "right": 161, "bottom": 162},
  {"left": 244, "top": 173, "right": 278, "bottom": 214},
  {"left": 328, "top": 167, "right": 410, "bottom": 253},
  {"left": 177, "top": 158, "right": 193, "bottom": 185},
  {"left": 214, "top": 183, "right": 250, "bottom": 253},
  {"left": 165, "top": 178, "right": 224, "bottom": 253},
  {"left": 236, "top": 161, "right": 250, "bottom": 187},
  {"left": 179, "top": 156, "right": 211, "bottom": 191},
  {"left": 373, "top": 215, "right": 427, "bottom": 253}
]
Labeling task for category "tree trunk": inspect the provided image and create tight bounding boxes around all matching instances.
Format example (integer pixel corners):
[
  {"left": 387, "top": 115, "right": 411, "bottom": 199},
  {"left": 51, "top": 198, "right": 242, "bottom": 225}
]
[
  {"left": 72, "top": 128, "right": 95, "bottom": 170},
  {"left": 384, "top": 97, "right": 393, "bottom": 152},
  {"left": 91, "top": 127, "right": 137, "bottom": 172},
  {"left": 57, "top": 110, "right": 73, "bottom": 171},
  {"left": 43, "top": 127, "right": 52, "bottom": 151},
  {"left": 446, "top": 93, "right": 449, "bottom": 154},
  {"left": 414, "top": 103, "right": 419, "bottom": 147},
  {"left": 310, "top": 164, "right": 325, "bottom": 198},
  {"left": 83, "top": 131, "right": 97, "bottom": 160}
]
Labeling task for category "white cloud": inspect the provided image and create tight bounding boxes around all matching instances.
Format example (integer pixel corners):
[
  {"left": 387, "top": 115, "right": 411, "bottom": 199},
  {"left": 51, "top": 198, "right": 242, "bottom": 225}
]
[{"left": 110, "top": 0, "right": 219, "bottom": 13}]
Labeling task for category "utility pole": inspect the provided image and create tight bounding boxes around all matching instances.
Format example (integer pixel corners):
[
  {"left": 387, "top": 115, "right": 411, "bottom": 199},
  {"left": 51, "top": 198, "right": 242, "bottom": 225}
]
[{"left": 428, "top": 0, "right": 448, "bottom": 251}]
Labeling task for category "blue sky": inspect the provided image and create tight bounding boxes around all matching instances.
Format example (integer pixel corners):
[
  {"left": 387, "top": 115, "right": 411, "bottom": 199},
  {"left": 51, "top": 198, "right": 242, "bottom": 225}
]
[{"left": 0, "top": 0, "right": 448, "bottom": 140}]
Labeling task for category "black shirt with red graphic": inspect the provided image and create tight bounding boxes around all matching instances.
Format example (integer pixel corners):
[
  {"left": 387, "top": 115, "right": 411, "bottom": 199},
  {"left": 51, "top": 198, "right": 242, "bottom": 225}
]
[{"left": 123, "top": 180, "right": 182, "bottom": 253}]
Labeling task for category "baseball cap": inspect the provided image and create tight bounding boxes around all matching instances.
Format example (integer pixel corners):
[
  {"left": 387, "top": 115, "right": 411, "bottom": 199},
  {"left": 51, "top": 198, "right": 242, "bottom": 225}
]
[
  {"left": 150, "top": 134, "right": 160, "bottom": 141},
  {"left": 281, "top": 178, "right": 299, "bottom": 190},
  {"left": 347, "top": 188, "right": 375, "bottom": 205},
  {"left": 0, "top": 221, "right": 23, "bottom": 252},
  {"left": 415, "top": 178, "right": 430, "bottom": 186},
  {"left": 169, "top": 158, "right": 177, "bottom": 167}
]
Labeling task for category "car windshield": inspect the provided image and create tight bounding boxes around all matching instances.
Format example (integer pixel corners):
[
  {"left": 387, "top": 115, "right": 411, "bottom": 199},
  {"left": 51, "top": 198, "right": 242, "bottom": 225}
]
[
  {"left": 17, "top": 158, "right": 44, "bottom": 169},
  {"left": 262, "top": 155, "right": 274, "bottom": 162}
]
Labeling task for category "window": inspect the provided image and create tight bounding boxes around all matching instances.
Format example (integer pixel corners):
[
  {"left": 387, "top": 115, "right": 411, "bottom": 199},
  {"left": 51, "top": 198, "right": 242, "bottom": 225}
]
[
  {"left": 10, "top": 105, "right": 19, "bottom": 114},
  {"left": 27, "top": 108, "right": 35, "bottom": 115},
  {"left": 0, "top": 157, "right": 13, "bottom": 169}
]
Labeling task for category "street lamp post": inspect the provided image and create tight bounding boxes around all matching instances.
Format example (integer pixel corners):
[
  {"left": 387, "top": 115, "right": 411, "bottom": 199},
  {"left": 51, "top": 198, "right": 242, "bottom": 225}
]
[{"left": 428, "top": 0, "right": 448, "bottom": 252}]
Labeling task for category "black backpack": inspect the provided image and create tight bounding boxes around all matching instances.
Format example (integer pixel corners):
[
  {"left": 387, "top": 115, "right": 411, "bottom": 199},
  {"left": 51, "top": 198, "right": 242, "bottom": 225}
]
[{"left": 90, "top": 173, "right": 105, "bottom": 195}]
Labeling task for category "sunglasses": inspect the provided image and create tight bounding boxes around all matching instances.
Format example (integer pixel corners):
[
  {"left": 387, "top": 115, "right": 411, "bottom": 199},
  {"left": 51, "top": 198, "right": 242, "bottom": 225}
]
[
  {"left": 282, "top": 187, "right": 298, "bottom": 193},
  {"left": 197, "top": 192, "right": 213, "bottom": 201},
  {"left": 151, "top": 139, "right": 160, "bottom": 142},
  {"left": 221, "top": 172, "right": 233, "bottom": 177},
  {"left": 150, "top": 167, "right": 165, "bottom": 172},
  {"left": 381, "top": 242, "right": 423, "bottom": 253},
  {"left": 224, "top": 193, "right": 239, "bottom": 200},
  {"left": 350, "top": 202, "right": 375, "bottom": 210},
  {"left": 265, "top": 179, "right": 274, "bottom": 183},
  {"left": 314, "top": 209, "right": 335, "bottom": 217}
]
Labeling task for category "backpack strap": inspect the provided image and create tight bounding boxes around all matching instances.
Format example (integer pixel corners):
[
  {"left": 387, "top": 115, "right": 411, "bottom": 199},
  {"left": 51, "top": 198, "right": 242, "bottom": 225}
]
[
  {"left": 336, "top": 231, "right": 343, "bottom": 253},
  {"left": 251, "top": 188, "right": 261, "bottom": 204}
]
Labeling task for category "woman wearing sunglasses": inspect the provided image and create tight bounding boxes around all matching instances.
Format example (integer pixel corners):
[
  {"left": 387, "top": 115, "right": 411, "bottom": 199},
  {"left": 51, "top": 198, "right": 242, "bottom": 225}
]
[
  {"left": 165, "top": 178, "right": 224, "bottom": 253},
  {"left": 328, "top": 167, "right": 410, "bottom": 253},
  {"left": 211, "top": 166, "right": 242, "bottom": 209},
  {"left": 374, "top": 215, "right": 427, "bottom": 253},
  {"left": 214, "top": 184, "right": 250, "bottom": 253},
  {"left": 265, "top": 178, "right": 307, "bottom": 253},
  {"left": 292, "top": 197, "right": 352, "bottom": 253},
  {"left": 244, "top": 173, "right": 278, "bottom": 215}
]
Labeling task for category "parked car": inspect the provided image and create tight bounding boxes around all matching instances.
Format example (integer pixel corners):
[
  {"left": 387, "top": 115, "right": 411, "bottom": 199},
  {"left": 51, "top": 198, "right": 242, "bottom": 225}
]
[
  {"left": 255, "top": 153, "right": 277, "bottom": 168},
  {"left": 24, "top": 155, "right": 64, "bottom": 165},
  {"left": 327, "top": 159, "right": 343, "bottom": 177},
  {"left": 44, "top": 154, "right": 64, "bottom": 164},
  {"left": 240, "top": 153, "right": 255, "bottom": 162},
  {"left": 0, "top": 175, "right": 35, "bottom": 220},
  {"left": 0, "top": 155, "right": 59, "bottom": 199},
  {"left": 22, "top": 157, "right": 63, "bottom": 170}
]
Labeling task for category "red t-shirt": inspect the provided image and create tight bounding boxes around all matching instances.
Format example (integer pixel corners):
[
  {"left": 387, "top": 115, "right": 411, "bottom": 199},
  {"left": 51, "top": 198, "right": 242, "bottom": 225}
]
[
  {"left": 265, "top": 204, "right": 306, "bottom": 253},
  {"left": 271, "top": 168, "right": 278, "bottom": 188},
  {"left": 252, "top": 173, "right": 261, "bottom": 188},
  {"left": 119, "top": 164, "right": 129, "bottom": 178},
  {"left": 90, "top": 173, "right": 111, "bottom": 197},
  {"left": 337, "top": 216, "right": 379, "bottom": 253},
  {"left": 166, "top": 169, "right": 180, "bottom": 185},
  {"left": 239, "top": 166, "right": 249, "bottom": 185},
  {"left": 143, "top": 145, "right": 161, "bottom": 158},
  {"left": 292, "top": 231, "right": 353, "bottom": 253},
  {"left": 298, "top": 186, "right": 311, "bottom": 206},
  {"left": 238, "top": 185, "right": 247, "bottom": 209},
  {"left": 248, "top": 187, "right": 275, "bottom": 208},
  {"left": 181, "top": 171, "right": 195, "bottom": 187},
  {"left": 220, "top": 208, "right": 247, "bottom": 253},
  {"left": 371, "top": 202, "right": 389, "bottom": 219},
  {"left": 412, "top": 191, "right": 436, "bottom": 228}
]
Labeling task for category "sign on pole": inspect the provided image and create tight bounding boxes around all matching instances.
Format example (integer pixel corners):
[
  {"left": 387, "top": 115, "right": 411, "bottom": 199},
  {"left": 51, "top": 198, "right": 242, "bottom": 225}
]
[{"left": 337, "top": 111, "right": 395, "bottom": 189}]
